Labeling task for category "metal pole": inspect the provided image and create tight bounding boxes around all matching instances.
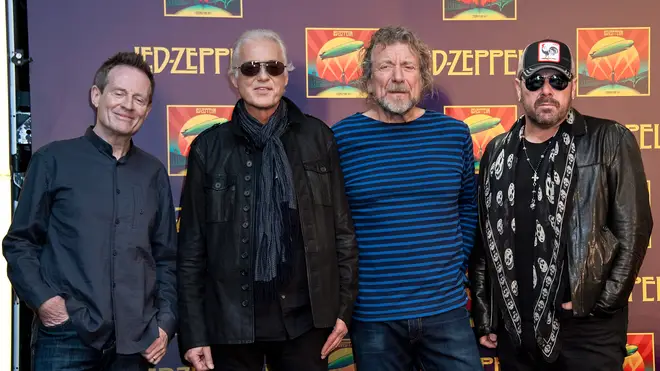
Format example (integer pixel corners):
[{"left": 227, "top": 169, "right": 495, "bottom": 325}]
[
  {"left": 5, "top": 0, "right": 13, "bottom": 156},
  {"left": 6, "top": 0, "right": 20, "bottom": 369}
]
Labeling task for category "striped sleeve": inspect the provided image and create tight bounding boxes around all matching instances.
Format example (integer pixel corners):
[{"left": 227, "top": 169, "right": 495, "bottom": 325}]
[{"left": 458, "top": 127, "right": 478, "bottom": 273}]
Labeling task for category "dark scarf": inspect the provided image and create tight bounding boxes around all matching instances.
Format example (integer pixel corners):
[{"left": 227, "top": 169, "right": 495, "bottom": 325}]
[
  {"left": 482, "top": 109, "right": 578, "bottom": 362},
  {"left": 235, "top": 99, "right": 296, "bottom": 298}
]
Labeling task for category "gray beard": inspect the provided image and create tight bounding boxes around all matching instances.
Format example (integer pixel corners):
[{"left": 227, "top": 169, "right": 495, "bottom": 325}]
[{"left": 376, "top": 95, "right": 418, "bottom": 116}]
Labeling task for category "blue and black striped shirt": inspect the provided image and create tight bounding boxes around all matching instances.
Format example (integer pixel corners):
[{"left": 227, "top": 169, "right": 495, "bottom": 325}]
[{"left": 332, "top": 110, "right": 478, "bottom": 322}]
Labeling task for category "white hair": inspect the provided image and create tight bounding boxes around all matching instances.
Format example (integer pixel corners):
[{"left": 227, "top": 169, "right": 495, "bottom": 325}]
[{"left": 229, "top": 29, "right": 295, "bottom": 77}]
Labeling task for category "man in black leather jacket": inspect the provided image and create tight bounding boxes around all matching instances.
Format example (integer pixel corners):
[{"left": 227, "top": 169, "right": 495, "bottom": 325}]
[
  {"left": 176, "top": 29, "right": 358, "bottom": 371},
  {"left": 469, "top": 39, "right": 652, "bottom": 371}
]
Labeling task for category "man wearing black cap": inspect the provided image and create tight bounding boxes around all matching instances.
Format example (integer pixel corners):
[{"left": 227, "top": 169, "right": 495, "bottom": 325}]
[{"left": 469, "top": 39, "right": 652, "bottom": 370}]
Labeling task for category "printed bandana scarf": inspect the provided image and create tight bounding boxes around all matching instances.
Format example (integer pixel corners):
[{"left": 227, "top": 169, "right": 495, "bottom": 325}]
[{"left": 482, "top": 109, "right": 577, "bottom": 361}]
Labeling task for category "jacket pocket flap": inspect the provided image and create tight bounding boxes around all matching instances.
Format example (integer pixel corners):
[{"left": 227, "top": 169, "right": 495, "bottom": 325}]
[
  {"left": 303, "top": 160, "right": 331, "bottom": 174},
  {"left": 204, "top": 174, "right": 235, "bottom": 191}
]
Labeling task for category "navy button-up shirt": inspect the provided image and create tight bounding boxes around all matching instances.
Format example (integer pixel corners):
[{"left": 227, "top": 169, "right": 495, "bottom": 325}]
[{"left": 2, "top": 127, "right": 177, "bottom": 354}]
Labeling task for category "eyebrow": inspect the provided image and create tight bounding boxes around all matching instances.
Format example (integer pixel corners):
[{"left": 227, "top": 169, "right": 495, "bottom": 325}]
[
  {"left": 112, "top": 87, "right": 146, "bottom": 98},
  {"left": 379, "top": 59, "right": 416, "bottom": 65}
]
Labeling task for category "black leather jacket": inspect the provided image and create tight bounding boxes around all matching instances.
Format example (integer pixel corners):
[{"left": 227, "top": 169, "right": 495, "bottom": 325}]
[
  {"left": 469, "top": 109, "right": 652, "bottom": 338},
  {"left": 176, "top": 97, "right": 359, "bottom": 354}
]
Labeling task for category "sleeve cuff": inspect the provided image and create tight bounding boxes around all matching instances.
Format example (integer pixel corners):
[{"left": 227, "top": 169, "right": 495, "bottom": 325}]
[
  {"left": 27, "top": 285, "right": 60, "bottom": 312},
  {"left": 338, "top": 305, "right": 353, "bottom": 329},
  {"left": 179, "top": 336, "right": 211, "bottom": 355},
  {"left": 476, "top": 325, "right": 493, "bottom": 338},
  {"left": 157, "top": 313, "right": 178, "bottom": 341}
]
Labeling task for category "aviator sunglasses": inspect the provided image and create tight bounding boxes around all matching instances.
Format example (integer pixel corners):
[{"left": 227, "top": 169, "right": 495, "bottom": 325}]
[
  {"left": 236, "top": 60, "right": 287, "bottom": 77},
  {"left": 524, "top": 73, "right": 570, "bottom": 92}
]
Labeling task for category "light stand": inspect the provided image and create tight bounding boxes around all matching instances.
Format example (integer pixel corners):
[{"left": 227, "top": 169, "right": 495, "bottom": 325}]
[{"left": 7, "top": 0, "right": 32, "bottom": 369}]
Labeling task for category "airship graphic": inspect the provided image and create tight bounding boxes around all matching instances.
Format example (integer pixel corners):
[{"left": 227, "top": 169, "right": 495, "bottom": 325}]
[
  {"left": 589, "top": 39, "right": 634, "bottom": 58},
  {"left": 319, "top": 40, "right": 365, "bottom": 60},
  {"left": 626, "top": 344, "right": 639, "bottom": 356},
  {"left": 465, "top": 114, "right": 501, "bottom": 135},
  {"left": 328, "top": 353, "right": 353, "bottom": 369},
  {"left": 181, "top": 117, "right": 228, "bottom": 137}
]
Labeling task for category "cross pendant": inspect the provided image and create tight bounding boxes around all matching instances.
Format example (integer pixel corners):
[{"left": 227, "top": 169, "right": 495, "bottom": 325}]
[{"left": 532, "top": 172, "right": 539, "bottom": 184}]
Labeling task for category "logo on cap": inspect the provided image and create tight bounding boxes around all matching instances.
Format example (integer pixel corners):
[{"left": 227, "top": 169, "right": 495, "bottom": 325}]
[{"left": 538, "top": 42, "right": 560, "bottom": 63}]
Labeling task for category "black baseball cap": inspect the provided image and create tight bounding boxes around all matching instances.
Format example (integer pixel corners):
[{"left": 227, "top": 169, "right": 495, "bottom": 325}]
[{"left": 518, "top": 39, "right": 574, "bottom": 80}]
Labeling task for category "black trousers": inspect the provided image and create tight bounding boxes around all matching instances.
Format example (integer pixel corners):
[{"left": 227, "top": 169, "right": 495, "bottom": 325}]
[
  {"left": 210, "top": 327, "right": 332, "bottom": 371},
  {"left": 497, "top": 307, "right": 628, "bottom": 371}
]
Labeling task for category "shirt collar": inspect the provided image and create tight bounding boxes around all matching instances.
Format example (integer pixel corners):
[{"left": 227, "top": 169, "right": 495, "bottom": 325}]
[{"left": 84, "top": 126, "right": 135, "bottom": 163}]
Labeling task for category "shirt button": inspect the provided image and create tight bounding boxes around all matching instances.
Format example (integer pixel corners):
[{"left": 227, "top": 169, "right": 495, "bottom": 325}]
[
  {"left": 241, "top": 270, "right": 247, "bottom": 276},
  {"left": 115, "top": 219, "right": 119, "bottom": 225},
  {"left": 246, "top": 161, "right": 253, "bottom": 168},
  {"left": 245, "top": 175, "right": 251, "bottom": 181},
  {"left": 116, "top": 189, "right": 120, "bottom": 194},
  {"left": 280, "top": 294, "right": 286, "bottom": 299},
  {"left": 242, "top": 222, "right": 249, "bottom": 228},
  {"left": 241, "top": 252, "right": 248, "bottom": 259},
  {"left": 241, "top": 237, "right": 248, "bottom": 243},
  {"left": 242, "top": 300, "right": 248, "bottom": 307},
  {"left": 241, "top": 284, "right": 249, "bottom": 291},
  {"left": 320, "top": 166, "right": 327, "bottom": 172},
  {"left": 244, "top": 190, "right": 251, "bottom": 197},
  {"left": 243, "top": 205, "right": 249, "bottom": 212},
  {"left": 113, "top": 250, "right": 117, "bottom": 256}
]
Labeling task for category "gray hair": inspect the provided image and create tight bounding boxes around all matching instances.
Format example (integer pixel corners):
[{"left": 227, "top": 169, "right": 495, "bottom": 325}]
[
  {"left": 229, "top": 29, "right": 295, "bottom": 77},
  {"left": 357, "top": 26, "right": 434, "bottom": 99}
]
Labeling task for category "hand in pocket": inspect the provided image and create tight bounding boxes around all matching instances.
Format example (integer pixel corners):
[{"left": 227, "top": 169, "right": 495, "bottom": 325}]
[{"left": 38, "top": 296, "right": 69, "bottom": 327}]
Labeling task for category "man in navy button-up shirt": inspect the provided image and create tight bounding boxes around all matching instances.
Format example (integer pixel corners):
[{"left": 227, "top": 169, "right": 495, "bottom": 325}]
[{"left": 2, "top": 52, "right": 177, "bottom": 370}]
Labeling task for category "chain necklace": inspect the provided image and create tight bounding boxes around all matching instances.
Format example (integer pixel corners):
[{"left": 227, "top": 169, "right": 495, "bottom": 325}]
[{"left": 521, "top": 126, "right": 558, "bottom": 210}]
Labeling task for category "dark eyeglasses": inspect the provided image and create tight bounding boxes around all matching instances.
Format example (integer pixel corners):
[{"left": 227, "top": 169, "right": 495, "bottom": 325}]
[
  {"left": 235, "top": 60, "right": 286, "bottom": 77},
  {"left": 524, "top": 74, "right": 570, "bottom": 92}
]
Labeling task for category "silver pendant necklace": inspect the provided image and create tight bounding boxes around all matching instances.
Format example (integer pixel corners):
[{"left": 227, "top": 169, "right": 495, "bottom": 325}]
[{"left": 521, "top": 127, "right": 557, "bottom": 210}]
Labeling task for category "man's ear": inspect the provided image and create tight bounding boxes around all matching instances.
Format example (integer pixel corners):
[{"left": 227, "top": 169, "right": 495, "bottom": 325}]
[
  {"left": 230, "top": 72, "right": 239, "bottom": 90},
  {"left": 90, "top": 86, "right": 101, "bottom": 108}
]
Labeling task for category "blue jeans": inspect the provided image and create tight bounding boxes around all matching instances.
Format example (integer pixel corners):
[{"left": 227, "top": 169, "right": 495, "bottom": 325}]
[
  {"left": 350, "top": 307, "right": 483, "bottom": 371},
  {"left": 31, "top": 318, "right": 151, "bottom": 371}
]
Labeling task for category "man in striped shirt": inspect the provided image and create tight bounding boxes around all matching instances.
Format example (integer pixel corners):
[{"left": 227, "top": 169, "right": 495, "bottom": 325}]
[{"left": 332, "top": 26, "right": 482, "bottom": 370}]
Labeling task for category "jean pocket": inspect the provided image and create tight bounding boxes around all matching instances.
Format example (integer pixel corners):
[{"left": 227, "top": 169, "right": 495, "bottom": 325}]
[{"left": 39, "top": 317, "right": 72, "bottom": 331}]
